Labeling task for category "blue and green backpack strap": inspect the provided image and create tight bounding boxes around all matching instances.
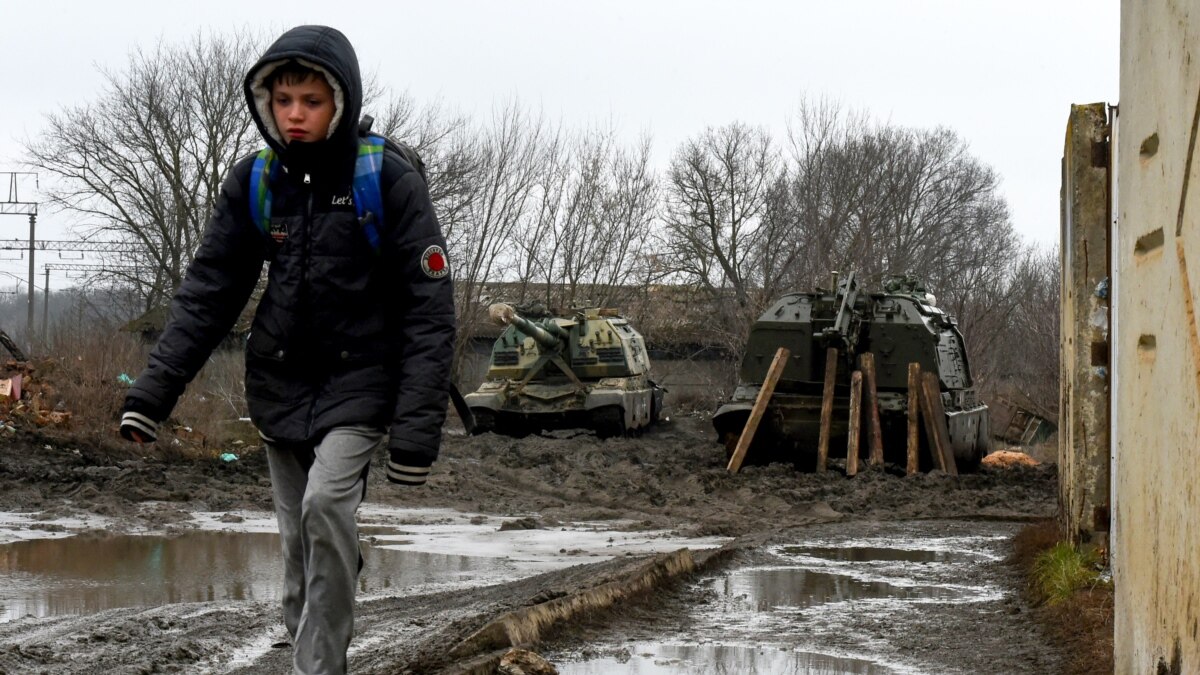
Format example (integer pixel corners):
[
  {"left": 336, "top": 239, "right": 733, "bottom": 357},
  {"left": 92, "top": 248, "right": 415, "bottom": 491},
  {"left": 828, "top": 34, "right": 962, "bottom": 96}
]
[
  {"left": 248, "top": 148, "right": 280, "bottom": 238},
  {"left": 248, "top": 137, "right": 387, "bottom": 252},
  {"left": 353, "top": 135, "right": 386, "bottom": 255}
]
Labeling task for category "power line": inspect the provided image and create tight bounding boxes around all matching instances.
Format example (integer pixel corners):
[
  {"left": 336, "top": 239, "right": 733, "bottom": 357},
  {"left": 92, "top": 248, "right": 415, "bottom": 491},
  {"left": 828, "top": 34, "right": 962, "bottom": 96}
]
[
  {"left": 0, "top": 171, "right": 37, "bottom": 351},
  {"left": 0, "top": 238, "right": 139, "bottom": 253},
  {"left": 43, "top": 263, "right": 140, "bottom": 273}
]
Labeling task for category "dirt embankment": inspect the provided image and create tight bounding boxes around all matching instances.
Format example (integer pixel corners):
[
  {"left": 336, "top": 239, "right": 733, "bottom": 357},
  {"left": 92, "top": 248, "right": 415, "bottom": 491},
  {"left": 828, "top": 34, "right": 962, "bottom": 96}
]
[
  {"left": 0, "top": 415, "right": 1056, "bottom": 532},
  {"left": 0, "top": 416, "right": 1061, "bottom": 674}
]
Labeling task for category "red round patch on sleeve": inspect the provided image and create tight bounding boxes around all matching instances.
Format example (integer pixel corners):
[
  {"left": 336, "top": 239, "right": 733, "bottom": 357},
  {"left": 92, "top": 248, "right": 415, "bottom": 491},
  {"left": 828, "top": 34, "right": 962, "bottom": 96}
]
[{"left": 420, "top": 245, "right": 450, "bottom": 279}]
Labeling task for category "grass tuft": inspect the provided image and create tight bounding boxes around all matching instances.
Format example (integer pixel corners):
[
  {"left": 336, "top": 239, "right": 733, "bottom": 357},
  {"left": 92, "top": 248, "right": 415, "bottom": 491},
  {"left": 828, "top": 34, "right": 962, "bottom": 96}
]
[{"left": 1031, "top": 542, "right": 1106, "bottom": 605}]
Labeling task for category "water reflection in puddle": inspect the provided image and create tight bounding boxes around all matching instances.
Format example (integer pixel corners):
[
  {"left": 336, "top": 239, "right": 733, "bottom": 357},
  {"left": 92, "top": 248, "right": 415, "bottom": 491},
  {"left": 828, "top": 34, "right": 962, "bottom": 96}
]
[
  {"left": 782, "top": 546, "right": 964, "bottom": 564},
  {"left": 558, "top": 643, "right": 893, "bottom": 675},
  {"left": 716, "top": 567, "right": 961, "bottom": 611},
  {"left": 0, "top": 531, "right": 508, "bottom": 621}
]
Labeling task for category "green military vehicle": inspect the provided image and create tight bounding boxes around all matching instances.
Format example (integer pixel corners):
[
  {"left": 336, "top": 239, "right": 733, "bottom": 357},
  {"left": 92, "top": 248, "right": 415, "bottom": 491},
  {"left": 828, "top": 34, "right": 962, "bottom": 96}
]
[
  {"left": 712, "top": 273, "right": 989, "bottom": 471},
  {"left": 465, "top": 303, "right": 664, "bottom": 438}
]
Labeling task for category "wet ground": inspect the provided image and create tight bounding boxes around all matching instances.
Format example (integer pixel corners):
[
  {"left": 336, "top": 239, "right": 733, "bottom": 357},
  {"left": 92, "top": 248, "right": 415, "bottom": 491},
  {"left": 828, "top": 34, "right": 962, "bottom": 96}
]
[
  {"left": 0, "top": 417, "right": 1060, "bottom": 673},
  {"left": 0, "top": 507, "right": 728, "bottom": 623},
  {"left": 549, "top": 521, "right": 1058, "bottom": 674}
]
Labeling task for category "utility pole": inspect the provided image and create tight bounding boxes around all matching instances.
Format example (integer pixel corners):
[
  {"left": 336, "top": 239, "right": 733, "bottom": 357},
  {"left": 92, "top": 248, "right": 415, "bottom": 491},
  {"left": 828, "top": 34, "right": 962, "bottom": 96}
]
[
  {"left": 42, "top": 267, "right": 49, "bottom": 346},
  {"left": 0, "top": 172, "right": 38, "bottom": 355},
  {"left": 0, "top": 239, "right": 141, "bottom": 350},
  {"left": 27, "top": 213, "right": 35, "bottom": 351}
]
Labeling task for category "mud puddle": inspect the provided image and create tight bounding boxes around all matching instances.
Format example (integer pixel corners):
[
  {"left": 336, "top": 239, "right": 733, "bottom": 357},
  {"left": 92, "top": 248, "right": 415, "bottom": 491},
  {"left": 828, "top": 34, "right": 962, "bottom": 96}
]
[
  {"left": 551, "top": 521, "right": 1017, "bottom": 675},
  {"left": 0, "top": 505, "right": 729, "bottom": 623},
  {"left": 559, "top": 642, "right": 891, "bottom": 674},
  {"left": 0, "top": 530, "right": 510, "bottom": 621}
]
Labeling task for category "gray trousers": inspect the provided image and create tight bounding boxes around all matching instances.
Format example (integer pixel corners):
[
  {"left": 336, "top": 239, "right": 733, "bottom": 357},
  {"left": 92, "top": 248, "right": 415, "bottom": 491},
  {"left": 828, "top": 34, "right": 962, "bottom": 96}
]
[{"left": 266, "top": 426, "right": 385, "bottom": 675}]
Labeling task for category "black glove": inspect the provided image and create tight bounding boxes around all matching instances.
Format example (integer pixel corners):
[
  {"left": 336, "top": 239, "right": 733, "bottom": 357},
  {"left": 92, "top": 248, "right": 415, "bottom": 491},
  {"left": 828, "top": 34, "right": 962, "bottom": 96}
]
[
  {"left": 386, "top": 445, "right": 433, "bottom": 486},
  {"left": 119, "top": 398, "right": 162, "bottom": 444}
]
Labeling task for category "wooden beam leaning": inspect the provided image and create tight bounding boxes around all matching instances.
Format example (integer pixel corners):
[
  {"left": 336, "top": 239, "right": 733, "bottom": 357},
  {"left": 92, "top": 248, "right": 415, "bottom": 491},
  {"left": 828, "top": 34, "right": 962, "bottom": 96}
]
[
  {"left": 846, "top": 370, "right": 863, "bottom": 476},
  {"left": 906, "top": 362, "right": 921, "bottom": 476},
  {"left": 859, "top": 352, "right": 884, "bottom": 466},
  {"left": 726, "top": 347, "right": 791, "bottom": 473},
  {"left": 816, "top": 347, "right": 839, "bottom": 472},
  {"left": 919, "top": 372, "right": 958, "bottom": 476}
]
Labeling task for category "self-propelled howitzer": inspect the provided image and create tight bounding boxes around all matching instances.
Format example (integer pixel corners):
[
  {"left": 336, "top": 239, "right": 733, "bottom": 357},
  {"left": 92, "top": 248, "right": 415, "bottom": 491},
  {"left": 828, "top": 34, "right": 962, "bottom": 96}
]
[
  {"left": 465, "top": 303, "right": 664, "bottom": 437},
  {"left": 712, "top": 273, "right": 990, "bottom": 471}
]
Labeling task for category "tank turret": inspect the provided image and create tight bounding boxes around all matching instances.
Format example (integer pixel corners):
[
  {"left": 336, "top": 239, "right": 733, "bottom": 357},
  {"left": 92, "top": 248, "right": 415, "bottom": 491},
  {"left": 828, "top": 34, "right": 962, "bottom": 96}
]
[
  {"left": 712, "top": 273, "right": 989, "bottom": 471},
  {"left": 465, "top": 304, "right": 663, "bottom": 438}
]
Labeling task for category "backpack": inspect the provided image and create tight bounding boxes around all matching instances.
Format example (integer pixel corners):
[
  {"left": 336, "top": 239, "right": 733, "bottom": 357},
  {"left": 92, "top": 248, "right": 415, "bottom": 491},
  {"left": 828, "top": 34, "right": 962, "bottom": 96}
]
[
  {"left": 247, "top": 115, "right": 428, "bottom": 255},
  {"left": 245, "top": 124, "right": 474, "bottom": 432}
]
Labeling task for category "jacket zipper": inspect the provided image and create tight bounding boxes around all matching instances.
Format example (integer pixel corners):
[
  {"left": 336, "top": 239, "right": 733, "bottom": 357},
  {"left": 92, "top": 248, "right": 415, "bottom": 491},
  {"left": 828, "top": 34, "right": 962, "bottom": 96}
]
[{"left": 303, "top": 173, "right": 318, "bottom": 438}]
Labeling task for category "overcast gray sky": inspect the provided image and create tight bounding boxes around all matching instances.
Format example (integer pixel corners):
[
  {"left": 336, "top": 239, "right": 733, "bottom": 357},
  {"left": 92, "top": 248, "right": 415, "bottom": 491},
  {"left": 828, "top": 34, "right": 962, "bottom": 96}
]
[{"left": 0, "top": 0, "right": 1118, "bottom": 289}]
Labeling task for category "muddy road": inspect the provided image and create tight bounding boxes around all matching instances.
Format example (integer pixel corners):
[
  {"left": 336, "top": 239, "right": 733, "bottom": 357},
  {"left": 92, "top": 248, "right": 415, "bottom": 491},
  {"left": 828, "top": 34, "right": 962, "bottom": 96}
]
[{"left": 0, "top": 416, "right": 1060, "bottom": 673}]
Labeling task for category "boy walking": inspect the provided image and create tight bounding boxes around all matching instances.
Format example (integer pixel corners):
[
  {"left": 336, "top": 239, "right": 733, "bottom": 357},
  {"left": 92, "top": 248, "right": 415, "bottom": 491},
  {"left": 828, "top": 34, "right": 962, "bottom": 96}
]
[{"left": 119, "top": 25, "right": 454, "bottom": 674}]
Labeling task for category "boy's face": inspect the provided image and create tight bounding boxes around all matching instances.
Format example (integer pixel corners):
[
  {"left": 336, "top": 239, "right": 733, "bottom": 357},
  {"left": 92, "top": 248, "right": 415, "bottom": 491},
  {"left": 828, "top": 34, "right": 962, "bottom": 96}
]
[{"left": 271, "top": 75, "right": 336, "bottom": 144}]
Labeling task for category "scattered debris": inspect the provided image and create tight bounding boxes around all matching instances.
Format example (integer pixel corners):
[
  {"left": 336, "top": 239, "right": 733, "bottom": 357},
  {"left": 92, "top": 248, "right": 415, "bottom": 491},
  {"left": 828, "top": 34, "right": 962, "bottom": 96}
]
[
  {"left": 983, "top": 450, "right": 1042, "bottom": 468},
  {"left": 499, "top": 517, "right": 543, "bottom": 532},
  {"left": 0, "top": 361, "right": 72, "bottom": 429},
  {"left": 498, "top": 648, "right": 559, "bottom": 675}
]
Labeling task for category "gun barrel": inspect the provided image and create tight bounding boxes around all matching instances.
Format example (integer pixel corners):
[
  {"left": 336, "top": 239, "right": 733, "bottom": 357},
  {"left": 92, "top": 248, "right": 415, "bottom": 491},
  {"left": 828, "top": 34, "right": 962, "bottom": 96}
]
[
  {"left": 488, "top": 303, "right": 562, "bottom": 350},
  {"left": 510, "top": 314, "right": 562, "bottom": 349}
]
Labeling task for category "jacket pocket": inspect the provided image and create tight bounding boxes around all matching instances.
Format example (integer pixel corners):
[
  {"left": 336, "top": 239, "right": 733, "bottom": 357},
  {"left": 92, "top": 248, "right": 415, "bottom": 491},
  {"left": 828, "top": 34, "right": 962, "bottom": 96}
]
[{"left": 246, "top": 330, "right": 287, "bottom": 362}]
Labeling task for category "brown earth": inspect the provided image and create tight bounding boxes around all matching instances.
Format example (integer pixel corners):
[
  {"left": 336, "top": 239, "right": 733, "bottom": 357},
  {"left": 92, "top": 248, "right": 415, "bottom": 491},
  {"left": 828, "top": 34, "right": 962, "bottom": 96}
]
[
  {"left": 0, "top": 416, "right": 1067, "bottom": 673},
  {"left": 1012, "top": 520, "right": 1115, "bottom": 675}
]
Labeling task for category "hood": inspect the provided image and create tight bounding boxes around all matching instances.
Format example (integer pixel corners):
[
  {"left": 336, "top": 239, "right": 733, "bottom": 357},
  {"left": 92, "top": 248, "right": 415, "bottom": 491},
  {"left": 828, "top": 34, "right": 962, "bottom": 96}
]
[{"left": 244, "top": 25, "right": 363, "bottom": 162}]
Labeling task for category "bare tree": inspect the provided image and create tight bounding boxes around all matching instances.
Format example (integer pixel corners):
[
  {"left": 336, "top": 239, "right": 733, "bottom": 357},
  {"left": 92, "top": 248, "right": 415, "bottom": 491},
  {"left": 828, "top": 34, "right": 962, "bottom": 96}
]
[
  {"left": 969, "top": 244, "right": 1061, "bottom": 416},
  {"left": 510, "top": 127, "right": 658, "bottom": 311},
  {"left": 445, "top": 101, "right": 550, "bottom": 380},
  {"left": 662, "top": 122, "right": 780, "bottom": 344},
  {"left": 371, "top": 91, "right": 482, "bottom": 228},
  {"left": 510, "top": 123, "right": 569, "bottom": 305},
  {"left": 25, "top": 31, "right": 264, "bottom": 312},
  {"left": 779, "top": 102, "right": 1018, "bottom": 312},
  {"left": 587, "top": 134, "right": 657, "bottom": 305}
]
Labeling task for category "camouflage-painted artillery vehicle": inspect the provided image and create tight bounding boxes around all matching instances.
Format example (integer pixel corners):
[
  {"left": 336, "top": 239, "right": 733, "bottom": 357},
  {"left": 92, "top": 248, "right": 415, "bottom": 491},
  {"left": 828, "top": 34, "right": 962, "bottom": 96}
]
[
  {"left": 465, "top": 303, "right": 664, "bottom": 438},
  {"left": 712, "top": 273, "right": 989, "bottom": 471}
]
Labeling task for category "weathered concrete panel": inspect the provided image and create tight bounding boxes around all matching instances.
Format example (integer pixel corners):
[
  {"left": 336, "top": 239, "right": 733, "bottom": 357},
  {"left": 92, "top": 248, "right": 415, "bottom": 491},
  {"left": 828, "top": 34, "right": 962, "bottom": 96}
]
[
  {"left": 1060, "top": 103, "right": 1111, "bottom": 548},
  {"left": 1115, "top": 1, "right": 1200, "bottom": 671}
]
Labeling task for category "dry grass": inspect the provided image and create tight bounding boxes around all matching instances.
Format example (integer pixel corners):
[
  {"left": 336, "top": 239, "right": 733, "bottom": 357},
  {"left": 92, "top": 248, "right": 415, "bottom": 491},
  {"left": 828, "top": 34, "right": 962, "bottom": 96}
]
[
  {"left": 31, "top": 322, "right": 255, "bottom": 458},
  {"left": 1012, "top": 520, "right": 1114, "bottom": 675}
]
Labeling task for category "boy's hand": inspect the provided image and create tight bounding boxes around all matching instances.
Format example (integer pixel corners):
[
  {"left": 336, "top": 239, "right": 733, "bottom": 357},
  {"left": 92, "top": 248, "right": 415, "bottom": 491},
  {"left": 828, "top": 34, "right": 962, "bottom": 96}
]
[
  {"left": 386, "top": 445, "right": 432, "bottom": 486},
  {"left": 119, "top": 409, "right": 160, "bottom": 444}
]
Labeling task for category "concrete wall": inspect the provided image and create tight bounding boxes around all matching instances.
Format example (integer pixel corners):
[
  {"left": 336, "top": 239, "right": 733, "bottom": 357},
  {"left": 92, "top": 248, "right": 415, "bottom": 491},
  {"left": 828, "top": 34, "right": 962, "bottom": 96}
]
[
  {"left": 1059, "top": 103, "right": 1111, "bottom": 547},
  {"left": 1114, "top": 2, "right": 1200, "bottom": 671}
]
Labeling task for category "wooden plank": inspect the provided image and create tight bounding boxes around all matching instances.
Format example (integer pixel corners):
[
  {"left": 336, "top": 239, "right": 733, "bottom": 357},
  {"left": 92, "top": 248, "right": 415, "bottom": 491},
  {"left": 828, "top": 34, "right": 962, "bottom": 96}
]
[
  {"left": 859, "top": 352, "right": 884, "bottom": 466},
  {"left": 727, "top": 347, "right": 791, "bottom": 473},
  {"left": 816, "top": 347, "right": 838, "bottom": 472},
  {"left": 906, "top": 362, "right": 921, "bottom": 476},
  {"left": 846, "top": 370, "right": 863, "bottom": 476},
  {"left": 920, "top": 372, "right": 958, "bottom": 476}
]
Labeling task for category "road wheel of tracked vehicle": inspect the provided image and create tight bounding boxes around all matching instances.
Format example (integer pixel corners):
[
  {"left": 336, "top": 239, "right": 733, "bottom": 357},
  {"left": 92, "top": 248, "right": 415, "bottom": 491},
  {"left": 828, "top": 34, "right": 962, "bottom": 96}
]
[
  {"left": 721, "top": 431, "right": 741, "bottom": 463},
  {"left": 592, "top": 406, "right": 626, "bottom": 439},
  {"left": 470, "top": 409, "right": 495, "bottom": 435},
  {"left": 496, "top": 418, "right": 532, "bottom": 439}
]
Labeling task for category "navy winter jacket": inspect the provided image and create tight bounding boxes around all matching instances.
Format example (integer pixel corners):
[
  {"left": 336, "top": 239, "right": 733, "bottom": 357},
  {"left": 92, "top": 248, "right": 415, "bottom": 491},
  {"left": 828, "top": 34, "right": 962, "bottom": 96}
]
[{"left": 124, "top": 26, "right": 455, "bottom": 468}]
